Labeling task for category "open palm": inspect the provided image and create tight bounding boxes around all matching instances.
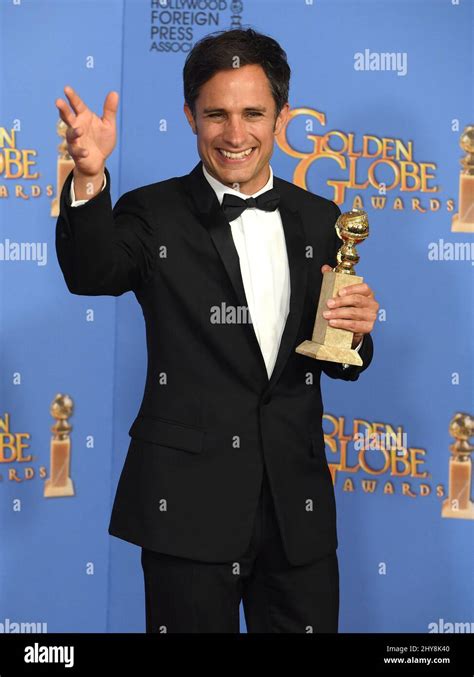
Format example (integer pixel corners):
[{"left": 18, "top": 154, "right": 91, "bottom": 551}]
[{"left": 55, "top": 85, "right": 119, "bottom": 176}]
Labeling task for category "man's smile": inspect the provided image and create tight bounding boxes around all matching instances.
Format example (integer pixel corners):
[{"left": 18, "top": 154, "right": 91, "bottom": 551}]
[{"left": 216, "top": 147, "right": 257, "bottom": 162}]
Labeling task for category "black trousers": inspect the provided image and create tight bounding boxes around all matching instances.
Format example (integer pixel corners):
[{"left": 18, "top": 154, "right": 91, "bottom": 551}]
[{"left": 141, "top": 465, "right": 339, "bottom": 633}]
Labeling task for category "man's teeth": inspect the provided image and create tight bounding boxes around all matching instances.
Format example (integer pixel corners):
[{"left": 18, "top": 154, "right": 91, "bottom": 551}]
[{"left": 219, "top": 148, "right": 254, "bottom": 159}]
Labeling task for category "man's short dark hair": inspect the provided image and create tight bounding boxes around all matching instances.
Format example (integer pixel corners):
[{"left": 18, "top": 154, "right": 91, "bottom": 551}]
[{"left": 183, "top": 28, "right": 291, "bottom": 119}]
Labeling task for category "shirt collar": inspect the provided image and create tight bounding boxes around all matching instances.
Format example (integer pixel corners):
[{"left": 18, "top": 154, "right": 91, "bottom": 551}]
[{"left": 201, "top": 162, "right": 274, "bottom": 206}]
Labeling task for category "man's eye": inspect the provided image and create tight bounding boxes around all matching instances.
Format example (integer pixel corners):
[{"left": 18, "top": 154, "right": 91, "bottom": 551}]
[{"left": 207, "top": 112, "right": 262, "bottom": 118}]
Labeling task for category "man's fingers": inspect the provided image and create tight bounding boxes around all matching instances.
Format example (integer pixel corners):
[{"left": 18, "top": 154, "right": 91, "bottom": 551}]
[
  {"left": 102, "top": 90, "right": 119, "bottom": 124},
  {"left": 323, "top": 307, "right": 377, "bottom": 322},
  {"left": 65, "top": 126, "right": 82, "bottom": 143},
  {"left": 55, "top": 98, "right": 76, "bottom": 127},
  {"left": 338, "top": 282, "right": 372, "bottom": 296},
  {"left": 326, "top": 293, "right": 373, "bottom": 308},
  {"left": 73, "top": 147, "right": 89, "bottom": 159},
  {"left": 327, "top": 318, "right": 373, "bottom": 334},
  {"left": 66, "top": 141, "right": 89, "bottom": 160},
  {"left": 321, "top": 264, "right": 333, "bottom": 273},
  {"left": 64, "top": 85, "right": 87, "bottom": 116}
]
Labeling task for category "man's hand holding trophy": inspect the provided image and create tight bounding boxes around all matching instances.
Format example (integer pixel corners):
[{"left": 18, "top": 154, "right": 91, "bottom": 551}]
[{"left": 296, "top": 209, "right": 379, "bottom": 366}]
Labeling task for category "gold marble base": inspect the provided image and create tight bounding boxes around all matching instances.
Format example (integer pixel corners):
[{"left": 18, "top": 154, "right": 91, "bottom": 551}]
[
  {"left": 44, "top": 477, "right": 74, "bottom": 498},
  {"left": 296, "top": 339, "right": 362, "bottom": 365},
  {"left": 441, "top": 498, "right": 474, "bottom": 520},
  {"left": 296, "top": 270, "right": 363, "bottom": 366},
  {"left": 451, "top": 172, "right": 474, "bottom": 232},
  {"left": 451, "top": 213, "right": 474, "bottom": 233}
]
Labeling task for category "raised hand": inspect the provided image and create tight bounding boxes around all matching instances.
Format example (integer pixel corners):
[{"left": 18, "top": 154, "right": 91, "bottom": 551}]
[{"left": 55, "top": 86, "right": 119, "bottom": 181}]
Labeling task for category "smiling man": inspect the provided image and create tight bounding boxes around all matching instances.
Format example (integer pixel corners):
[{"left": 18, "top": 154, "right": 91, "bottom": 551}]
[
  {"left": 55, "top": 28, "right": 378, "bottom": 634},
  {"left": 183, "top": 62, "right": 286, "bottom": 195}
]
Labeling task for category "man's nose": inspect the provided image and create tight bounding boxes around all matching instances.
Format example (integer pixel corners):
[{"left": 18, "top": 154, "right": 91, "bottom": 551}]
[{"left": 222, "top": 117, "right": 247, "bottom": 147}]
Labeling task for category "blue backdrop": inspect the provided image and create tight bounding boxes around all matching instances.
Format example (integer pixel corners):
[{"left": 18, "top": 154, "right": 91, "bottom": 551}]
[{"left": 0, "top": 0, "right": 472, "bottom": 633}]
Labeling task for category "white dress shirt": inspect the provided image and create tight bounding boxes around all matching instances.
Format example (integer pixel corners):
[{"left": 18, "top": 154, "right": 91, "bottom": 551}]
[
  {"left": 70, "top": 174, "right": 107, "bottom": 207},
  {"left": 201, "top": 163, "right": 290, "bottom": 378},
  {"left": 70, "top": 168, "right": 362, "bottom": 375}
]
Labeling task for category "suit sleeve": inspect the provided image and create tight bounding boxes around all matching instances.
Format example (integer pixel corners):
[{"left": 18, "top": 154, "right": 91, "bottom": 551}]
[
  {"left": 55, "top": 167, "right": 157, "bottom": 296},
  {"left": 320, "top": 201, "right": 374, "bottom": 381}
]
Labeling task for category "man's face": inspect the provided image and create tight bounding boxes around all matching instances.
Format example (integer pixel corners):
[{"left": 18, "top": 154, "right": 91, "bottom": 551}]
[{"left": 184, "top": 64, "right": 289, "bottom": 195}]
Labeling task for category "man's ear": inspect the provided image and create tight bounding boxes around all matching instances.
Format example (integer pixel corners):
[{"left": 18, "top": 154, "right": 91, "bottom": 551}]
[
  {"left": 274, "top": 102, "right": 290, "bottom": 136},
  {"left": 183, "top": 103, "right": 197, "bottom": 135}
]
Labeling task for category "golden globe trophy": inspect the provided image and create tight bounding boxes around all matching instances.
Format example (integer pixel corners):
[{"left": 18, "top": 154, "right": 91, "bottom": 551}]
[
  {"left": 44, "top": 393, "right": 75, "bottom": 498},
  {"left": 441, "top": 412, "right": 474, "bottom": 520},
  {"left": 451, "top": 125, "right": 474, "bottom": 233},
  {"left": 296, "top": 209, "right": 369, "bottom": 366},
  {"left": 50, "top": 119, "right": 75, "bottom": 218}
]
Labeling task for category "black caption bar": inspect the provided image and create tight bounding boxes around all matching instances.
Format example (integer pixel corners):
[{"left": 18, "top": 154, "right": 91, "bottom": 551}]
[{"left": 0, "top": 632, "right": 472, "bottom": 675}]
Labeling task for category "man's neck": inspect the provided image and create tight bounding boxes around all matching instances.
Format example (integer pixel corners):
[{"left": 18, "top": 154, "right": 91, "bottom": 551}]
[{"left": 202, "top": 163, "right": 271, "bottom": 196}]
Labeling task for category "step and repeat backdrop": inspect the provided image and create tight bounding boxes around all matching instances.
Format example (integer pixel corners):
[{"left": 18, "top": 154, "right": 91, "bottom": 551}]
[{"left": 0, "top": 0, "right": 472, "bottom": 633}]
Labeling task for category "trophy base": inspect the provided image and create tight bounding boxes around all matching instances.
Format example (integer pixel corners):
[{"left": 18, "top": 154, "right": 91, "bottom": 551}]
[
  {"left": 451, "top": 213, "right": 474, "bottom": 233},
  {"left": 295, "top": 271, "right": 364, "bottom": 366},
  {"left": 295, "top": 340, "right": 363, "bottom": 366},
  {"left": 441, "top": 498, "right": 474, "bottom": 520},
  {"left": 44, "top": 477, "right": 75, "bottom": 498},
  {"left": 50, "top": 196, "right": 59, "bottom": 218}
]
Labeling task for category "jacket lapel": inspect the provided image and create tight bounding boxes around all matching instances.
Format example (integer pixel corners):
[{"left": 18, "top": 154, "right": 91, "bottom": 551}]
[
  {"left": 183, "top": 161, "right": 308, "bottom": 393},
  {"left": 266, "top": 182, "right": 308, "bottom": 393}
]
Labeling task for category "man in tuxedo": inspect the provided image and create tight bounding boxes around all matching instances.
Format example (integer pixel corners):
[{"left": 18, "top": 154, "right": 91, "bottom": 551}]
[{"left": 55, "top": 28, "right": 378, "bottom": 633}]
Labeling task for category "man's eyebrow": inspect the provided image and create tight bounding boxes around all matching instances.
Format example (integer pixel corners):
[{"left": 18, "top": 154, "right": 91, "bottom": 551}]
[{"left": 202, "top": 106, "right": 267, "bottom": 113}]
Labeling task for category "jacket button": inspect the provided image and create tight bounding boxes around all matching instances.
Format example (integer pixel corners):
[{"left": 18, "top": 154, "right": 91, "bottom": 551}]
[{"left": 261, "top": 394, "right": 271, "bottom": 405}]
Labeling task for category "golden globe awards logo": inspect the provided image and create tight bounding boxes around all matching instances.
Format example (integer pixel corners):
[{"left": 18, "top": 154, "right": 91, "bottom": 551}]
[
  {"left": 0, "top": 396, "right": 76, "bottom": 497},
  {"left": 0, "top": 413, "right": 47, "bottom": 483},
  {"left": 0, "top": 126, "right": 53, "bottom": 200},
  {"left": 277, "top": 107, "right": 454, "bottom": 213},
  {"left": 323, "top": 413, "right": 446, "bottom": 500}
]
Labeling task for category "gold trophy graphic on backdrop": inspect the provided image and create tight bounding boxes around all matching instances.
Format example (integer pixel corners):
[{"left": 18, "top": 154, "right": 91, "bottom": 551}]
[
  {"left": 296, "top": 208, "right": 369, "bottom": 366},
  {"left": 451, "top": 125, "right": 474, "bottom": 233},
  {"left": 44, "top": 393, "right": 75, "bottom": 498},
  {"left": 50, "top": 119, "right": 75, "bottom": 218},
  {"left": 441, "top": 412, "right": 474, "bottom": 520}
]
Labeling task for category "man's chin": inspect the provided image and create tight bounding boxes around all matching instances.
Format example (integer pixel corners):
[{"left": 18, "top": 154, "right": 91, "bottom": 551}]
[{"left": 207, "top": 163, "right": 256, "bottom": 187}]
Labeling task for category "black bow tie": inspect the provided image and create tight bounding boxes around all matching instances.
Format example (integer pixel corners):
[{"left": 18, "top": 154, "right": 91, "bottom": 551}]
[{"left": 221, "top": 188, "right": 280, "bottom": 222}]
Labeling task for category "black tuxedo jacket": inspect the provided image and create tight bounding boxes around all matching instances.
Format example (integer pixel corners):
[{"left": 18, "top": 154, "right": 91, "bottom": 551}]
[{"left": 56, "top": 160, "right": 373, "bottom": 566}]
